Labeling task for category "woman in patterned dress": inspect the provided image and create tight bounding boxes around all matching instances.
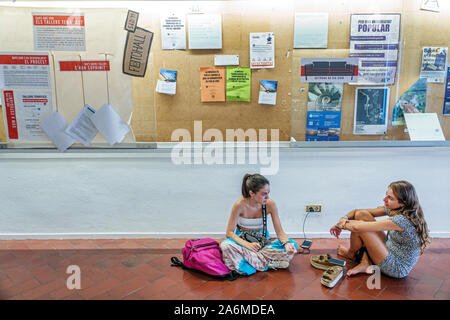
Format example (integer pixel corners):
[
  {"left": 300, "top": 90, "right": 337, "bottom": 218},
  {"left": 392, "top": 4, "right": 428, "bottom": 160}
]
[
  {"left": 220, "top": 174, "right": 297, "bottom": 276},
  {"left": 330, "top": 181, "right": 430, "bottom": 278}
]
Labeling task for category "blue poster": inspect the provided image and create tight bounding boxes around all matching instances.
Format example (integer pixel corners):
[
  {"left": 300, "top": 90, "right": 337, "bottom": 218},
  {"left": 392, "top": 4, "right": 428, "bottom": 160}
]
[
  {"left": 306, "top": 83, "right": 343, "bottom": 141},
  {"left": 444, "top": 67, "right": 450, "bottom": 115},
  {"left": 305, "top": 111, "right": 341, "bottom": 141}
]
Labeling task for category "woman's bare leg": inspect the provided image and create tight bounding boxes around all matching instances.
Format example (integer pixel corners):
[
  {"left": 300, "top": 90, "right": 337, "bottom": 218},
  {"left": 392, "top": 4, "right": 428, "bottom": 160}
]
[
  {"left": 338, "top": 232, "right": 362, "bottom": 260},
  {"left": 347, "top": 231, "right": 389, "bottom": 276},
  {"left": 337, "top": 210, "right": 374, "bottom": 260},
  {"left": 345, "top": 210, "right": 389, "bottom": 276}
]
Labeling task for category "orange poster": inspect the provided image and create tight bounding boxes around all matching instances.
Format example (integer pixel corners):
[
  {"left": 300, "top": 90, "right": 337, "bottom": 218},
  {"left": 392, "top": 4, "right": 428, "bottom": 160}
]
[{"left": 200, "top": 67, "right": 225, "bottom": 102}]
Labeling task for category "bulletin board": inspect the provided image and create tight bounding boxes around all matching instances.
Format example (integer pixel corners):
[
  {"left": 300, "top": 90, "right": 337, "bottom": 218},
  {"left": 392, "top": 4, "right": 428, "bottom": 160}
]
[{"left": 0, "top": 0, "right": 449, "bottom": 144}]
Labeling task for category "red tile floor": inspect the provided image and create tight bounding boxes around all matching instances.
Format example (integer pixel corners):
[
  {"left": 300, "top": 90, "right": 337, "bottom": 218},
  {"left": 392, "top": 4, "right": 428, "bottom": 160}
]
[{"left": 0, "top": 238, "right": 448, "bottom": 300}]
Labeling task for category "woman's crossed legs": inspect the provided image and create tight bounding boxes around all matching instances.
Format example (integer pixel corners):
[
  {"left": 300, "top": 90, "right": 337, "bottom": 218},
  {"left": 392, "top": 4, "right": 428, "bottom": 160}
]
[{"left": 337, "top": 210, "right": 390, "bottom": 276}]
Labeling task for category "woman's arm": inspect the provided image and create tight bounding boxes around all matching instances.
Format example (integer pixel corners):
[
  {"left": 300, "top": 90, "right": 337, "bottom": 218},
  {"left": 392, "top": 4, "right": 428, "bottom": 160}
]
[
  {"left": 225, "top": 201, "right": 260, "bottom": 251},
  {"left": 344, "top": 206, "right": 386, "bottom": 220},
  {"left": 267, "top": 200, "right": 289, "bottom": 243},
  {"left": 343, "top": 219, "right": 404, "bottom": 233},
  {"left": 268, "top": 200, "right": 296, "bottom": 254}
]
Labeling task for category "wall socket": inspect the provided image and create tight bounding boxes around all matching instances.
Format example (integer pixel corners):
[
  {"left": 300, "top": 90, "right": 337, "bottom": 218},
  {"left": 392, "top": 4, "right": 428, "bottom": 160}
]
[{"left": 306, "top": 205, "right": 321, "bottom": 213}]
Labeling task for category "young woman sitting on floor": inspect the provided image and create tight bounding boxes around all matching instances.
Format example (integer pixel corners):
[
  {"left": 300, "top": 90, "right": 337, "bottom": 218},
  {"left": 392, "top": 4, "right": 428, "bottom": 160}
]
[
  {"left": 220, "top": 174, "right": 297, "bottom": 276},
  {"left": 329, "top": 180, "right": 430, "bottom": 278}
]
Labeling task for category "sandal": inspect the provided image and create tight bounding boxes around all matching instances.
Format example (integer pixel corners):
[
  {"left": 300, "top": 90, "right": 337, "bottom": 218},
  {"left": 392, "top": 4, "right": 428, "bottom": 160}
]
[
  {"left": 321, "top": 266, "right": 344, "bottom": 288},
  {"left": 310, "top": 253, "right": 335, "bottom": 270}
]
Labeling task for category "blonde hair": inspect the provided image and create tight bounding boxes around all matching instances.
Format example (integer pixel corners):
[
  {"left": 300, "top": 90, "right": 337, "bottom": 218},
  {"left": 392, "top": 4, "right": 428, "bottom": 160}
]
[{"left": 389, "top": 181, "right": 431, "bottom": 254}]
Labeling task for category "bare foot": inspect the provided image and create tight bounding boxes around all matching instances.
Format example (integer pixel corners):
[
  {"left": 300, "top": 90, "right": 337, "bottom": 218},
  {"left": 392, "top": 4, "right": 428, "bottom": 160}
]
[
  {"left": 346, "top": 262, "right": 375, "bottom": 277},
  {"left": 337, "top": 245, "right": 355, "bottom": 261}
]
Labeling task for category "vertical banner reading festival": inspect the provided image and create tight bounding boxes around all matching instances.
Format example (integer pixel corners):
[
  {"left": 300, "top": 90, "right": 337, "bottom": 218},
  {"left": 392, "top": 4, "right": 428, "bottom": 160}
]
[
  {"left": 32, "top": 13, "right": 86, "bottom": 51},
  {"left": 350, "top": 14, "right": 401, "bottom": 85}
]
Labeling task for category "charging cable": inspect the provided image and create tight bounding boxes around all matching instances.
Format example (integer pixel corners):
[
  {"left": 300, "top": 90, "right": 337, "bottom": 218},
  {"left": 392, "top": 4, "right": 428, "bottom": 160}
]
[{"left": 298, "top": 207, "right": 314, "bottom": 254}]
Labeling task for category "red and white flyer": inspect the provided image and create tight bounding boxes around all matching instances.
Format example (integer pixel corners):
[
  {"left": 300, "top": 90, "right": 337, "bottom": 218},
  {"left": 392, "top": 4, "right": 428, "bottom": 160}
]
[
  {"left": 32, "top": 12, "right": 86, "bottom": 51},
  {"left": 59, "top": 60, "right": 110, "bottom": 72},
  {"left": 16, "top": 91, "right": 53, "bottom": 140},
  {"left": 0, "top": 52, "right": 51, "bottom": 89},
  {"left": 1, "top": 91, "right": 53, "bottom": 141},
  {"left": 2, "top": 90, "right": 18, "bottom": 140}
]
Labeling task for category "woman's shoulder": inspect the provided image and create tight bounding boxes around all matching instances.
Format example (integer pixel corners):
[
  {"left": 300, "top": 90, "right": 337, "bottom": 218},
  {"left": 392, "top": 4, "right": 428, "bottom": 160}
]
[
  {"left": 232, "top": 198, "right": 247, "bottom": 212},
  {"left": 265, "top": 199, "right": 277, "bottom": 213}
]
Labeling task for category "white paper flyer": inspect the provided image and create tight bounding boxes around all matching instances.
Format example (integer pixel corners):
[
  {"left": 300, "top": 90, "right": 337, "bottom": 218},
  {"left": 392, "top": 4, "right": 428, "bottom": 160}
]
[
  {"left": 156, "top": 69, "right": 177, "bottom": 95},
  {"left": 0, "top": 52, "right": 51, "bottom": 89},
  {"left": 188, "top": 14, "right": 222, "bottom": 49},
  {"left": 404, "top": 113, "right": 445, "bottom": 141},
  {"left": 294, "top": 13, "right": 328, "bottom": 48},
  {"left": 40, "top": 111, "right": 76, "bottom": 151},
  {"left": 258, "top": 80, "right": 277, "bottom": 105},
  {"left": 32, "top": 12, "right": 86, "bottom": 51},
  {"left": 15, "top": 91, "right": 53, "bottom": 140},
  {"left": 90, "top": 103, "right": 130, "bottom": 145},
  {"left": 65, "top": 105, "right": 98, "bottom": 146},
  {"left": 161, "top": 12, "right": 186, "bottom": 50},
  {"left": 250, "top": 32, "right": 275, "bottom": 69}
]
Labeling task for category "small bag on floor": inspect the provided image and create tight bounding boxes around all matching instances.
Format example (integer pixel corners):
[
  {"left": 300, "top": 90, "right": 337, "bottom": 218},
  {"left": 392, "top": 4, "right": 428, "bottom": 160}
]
[{"left": 170, "top": 238, "right": 239, "bottom": 281}]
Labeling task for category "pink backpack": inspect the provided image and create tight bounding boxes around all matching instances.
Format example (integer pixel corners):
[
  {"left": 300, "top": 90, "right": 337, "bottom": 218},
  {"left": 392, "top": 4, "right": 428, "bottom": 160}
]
[{"left": 171, "top": 238, "right": 239, "bottom": 280}]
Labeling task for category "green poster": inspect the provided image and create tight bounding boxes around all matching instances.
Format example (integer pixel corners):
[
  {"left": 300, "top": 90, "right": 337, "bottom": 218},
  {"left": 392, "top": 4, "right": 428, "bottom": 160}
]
[{"left": 226, "top": 67, "right": 251, "bottom": 102}]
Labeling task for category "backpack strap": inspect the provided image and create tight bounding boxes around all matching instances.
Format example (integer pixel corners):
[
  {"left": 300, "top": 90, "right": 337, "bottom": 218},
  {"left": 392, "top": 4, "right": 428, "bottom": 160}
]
[
  {"left": 262, "top": 204, "right": 267, "bottom": 241},
  {"left": 170, "top": 256, "right": 184, "bottom": 268}
]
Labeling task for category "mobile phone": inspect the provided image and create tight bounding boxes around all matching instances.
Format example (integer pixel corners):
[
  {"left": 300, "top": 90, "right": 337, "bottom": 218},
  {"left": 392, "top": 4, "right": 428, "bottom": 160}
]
[
  {"left": 300, "top": 239, "right": 312, "bottom": 249},
  {"left": 328, "top": 257, "right": 346, "bottom": 267}
]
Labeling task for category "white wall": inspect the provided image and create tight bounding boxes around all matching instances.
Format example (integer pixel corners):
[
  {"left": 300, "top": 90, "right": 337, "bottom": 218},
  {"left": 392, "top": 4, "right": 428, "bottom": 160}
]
[{"left": 0, "top": 146, "right": 449, "bottom": 239}]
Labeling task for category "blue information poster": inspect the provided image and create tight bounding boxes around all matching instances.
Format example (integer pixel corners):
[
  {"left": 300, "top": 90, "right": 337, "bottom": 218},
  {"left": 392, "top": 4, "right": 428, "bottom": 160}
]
[{"left": 444, "top": 67, "right": 450, "bottom": 115}]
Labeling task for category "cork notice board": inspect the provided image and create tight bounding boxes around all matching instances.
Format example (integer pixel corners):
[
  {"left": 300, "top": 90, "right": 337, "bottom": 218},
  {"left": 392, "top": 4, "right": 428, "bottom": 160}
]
[{"left": 1, "top": 0, "right": 449, "bottom": 143}]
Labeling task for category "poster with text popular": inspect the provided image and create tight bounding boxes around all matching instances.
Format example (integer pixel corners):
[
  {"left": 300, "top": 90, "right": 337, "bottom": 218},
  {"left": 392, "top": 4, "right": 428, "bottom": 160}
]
[
  {"left": 32, "top": 13, "right": 86, "bottom": 51},
  {"left": 200, "top": 67, "right": 225, "bottom": 102},
  {"left": 354, "top": 87, "right": 389, "bottom": 135},
  {"left": 306, "top": 83, "right": 343, "bottom": 141},
  {"left": 420, "top": 47, "right": 448, "bottom": 83},
  {"left": 392, "top": 78, "right": 427, "bottom": 126},
  {"left": 250, "top": 32, "right": 274, "bottom": 69},
  {"left": 188, "top": 14, "right": 222, "bottom": 49},
  {"left": 226, "top": 67, "right": 251, "bottom": 102},
  {"left": 444, "top": 67, "right": 450, "bottom": 115},
  {"left": 350, "top": 14, "right": 401, "bottom": 85},
  {"left": 0, "top": 53, "right": 51, "bottom": 89},
  {"left": 160, "top": 12, "right": 186, "bottom": 50},
  {"left": 301, "top": 58, "right": 359, "bottom": 83}
]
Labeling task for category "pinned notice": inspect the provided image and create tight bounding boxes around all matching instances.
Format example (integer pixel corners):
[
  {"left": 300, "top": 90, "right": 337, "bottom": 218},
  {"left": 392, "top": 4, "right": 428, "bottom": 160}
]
[
  {"left": 156, "top": 69, "right": 177, "bottom": 95},
  {"left": 123, "top": 27, "right": 154, "bottom": 77},
  {"left": 0, "top": 52, "right": 51, "bottom": 89},
  {"left": 65, "top": 105, "right": 98, "bottom": 146},
  {"left": 200, "top": 67, "right": 225, "bottom": 102},
  {"left": 258, "top": 80, "right": 277, "bottom": 105},
  {"left": 404, "top": 113, "right": 445, "bottom": 141},
  {"left": 32, "top": 13, "right": 86, "bottom": 51},
  {"left": 40, "top": 112, "right": 76, "bottom": 152},
  {"left": 90, "top": 103, "right": 130, "bottom": 145}
]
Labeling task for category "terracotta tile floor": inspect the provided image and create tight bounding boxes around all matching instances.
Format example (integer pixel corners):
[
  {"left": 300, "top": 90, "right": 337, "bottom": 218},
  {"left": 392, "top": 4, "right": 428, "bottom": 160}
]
[{"left": 0, "top": 238, "right": 448, "bottom": 300}]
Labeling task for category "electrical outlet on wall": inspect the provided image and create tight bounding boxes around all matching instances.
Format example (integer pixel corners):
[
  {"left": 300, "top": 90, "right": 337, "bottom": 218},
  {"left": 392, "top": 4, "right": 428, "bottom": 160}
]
[{"left": 306, "top": 205, "right": 321, "bottom": 213}]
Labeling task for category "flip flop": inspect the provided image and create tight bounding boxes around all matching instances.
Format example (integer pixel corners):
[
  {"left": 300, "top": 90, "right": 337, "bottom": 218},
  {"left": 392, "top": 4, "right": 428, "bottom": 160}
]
[{"left": 321, "top": 266, "right": 344, "bottom": 288}]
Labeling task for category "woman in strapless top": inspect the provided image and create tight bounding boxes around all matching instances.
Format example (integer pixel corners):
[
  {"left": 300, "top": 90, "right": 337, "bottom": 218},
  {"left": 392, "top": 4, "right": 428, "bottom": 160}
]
[{"left": 220, "top": 173, "right": 298, "bottom": 275}]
